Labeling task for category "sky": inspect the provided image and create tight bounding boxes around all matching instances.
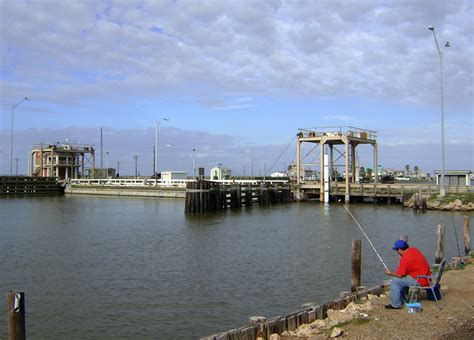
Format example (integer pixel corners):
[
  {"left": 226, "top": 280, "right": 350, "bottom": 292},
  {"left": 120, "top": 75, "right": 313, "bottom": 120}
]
[{"left": 0, "top": 0, "right": 473, "bottom": 176}]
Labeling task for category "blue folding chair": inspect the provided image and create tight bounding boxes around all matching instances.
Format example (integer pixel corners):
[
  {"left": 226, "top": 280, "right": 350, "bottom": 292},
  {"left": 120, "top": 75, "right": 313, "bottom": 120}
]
[{"left": 409, "top": 258, "right": 446, "bottom": 309}]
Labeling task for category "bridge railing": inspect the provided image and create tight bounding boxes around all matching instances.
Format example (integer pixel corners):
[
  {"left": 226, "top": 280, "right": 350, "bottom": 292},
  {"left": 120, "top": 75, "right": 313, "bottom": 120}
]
[{"left": 69, "top": 178, "right": 289, "bottom": 188}]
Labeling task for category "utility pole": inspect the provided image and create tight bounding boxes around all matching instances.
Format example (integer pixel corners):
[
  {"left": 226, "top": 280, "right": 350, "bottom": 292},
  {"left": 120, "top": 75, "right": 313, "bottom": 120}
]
[
  {"left": 192, "top": 148, "right": 196, "bottom": 178},
  {"left": 100, "top": 127, "right": 103, "bottom": 169},
  {"left": 263, "top": 161, "right": 266, "bottom": 182},
  {"left": 133, "top": 155, "right": 139, "bottom": 178},
  {"left": 15, "top": 157, "right": 19, "bottom": 176},
  {"left": 117, "top": 161, "right": 120, "bottom": 176}
]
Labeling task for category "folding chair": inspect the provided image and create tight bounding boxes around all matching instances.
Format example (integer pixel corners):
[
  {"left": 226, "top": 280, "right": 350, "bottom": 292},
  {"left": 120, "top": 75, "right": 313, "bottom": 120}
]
[{"left": 409, "top": 258, "right": 446, "bottom": 309}]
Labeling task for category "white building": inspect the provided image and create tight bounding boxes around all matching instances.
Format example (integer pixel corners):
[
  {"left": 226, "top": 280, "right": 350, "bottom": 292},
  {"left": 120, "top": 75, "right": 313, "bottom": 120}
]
[
  {"left": 434, "top": 170, "right": 471, "bottom": 187},
  {"left": 161, "top": 171, "right": 188, "bottom": 180},
  {"left": 210, "top": 166, "right": 231, "bottom": 180}
]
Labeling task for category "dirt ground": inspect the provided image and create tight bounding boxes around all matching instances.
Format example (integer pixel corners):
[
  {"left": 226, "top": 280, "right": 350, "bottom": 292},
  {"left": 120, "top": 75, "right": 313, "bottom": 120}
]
[{"left": 340, "top": 261, "right": 474, "bottom": 339}]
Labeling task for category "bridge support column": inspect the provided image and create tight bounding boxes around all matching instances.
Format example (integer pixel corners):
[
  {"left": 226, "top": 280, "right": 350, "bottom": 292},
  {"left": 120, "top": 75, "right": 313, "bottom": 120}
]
[
  {"left": 320, "top": 142, "right": 324, "bottom": 202},
  {"left": 345, "top": 138, "right": 350, "bottom": 203}
]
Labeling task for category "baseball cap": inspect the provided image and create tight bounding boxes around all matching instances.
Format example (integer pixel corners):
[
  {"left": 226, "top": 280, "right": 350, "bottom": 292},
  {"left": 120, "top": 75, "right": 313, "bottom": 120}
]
[{"left": 392, "top": 239, "right": 408, "bottom": 250}]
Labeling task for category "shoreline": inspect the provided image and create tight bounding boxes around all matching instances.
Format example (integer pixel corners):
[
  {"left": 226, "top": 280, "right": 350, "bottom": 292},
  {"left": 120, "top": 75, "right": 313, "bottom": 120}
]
[{"left": 201, "top": 256, "right": 474, "bottom": 339}]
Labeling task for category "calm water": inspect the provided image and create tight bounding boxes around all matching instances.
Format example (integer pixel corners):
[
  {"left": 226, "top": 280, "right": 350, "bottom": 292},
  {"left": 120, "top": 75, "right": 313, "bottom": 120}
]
[{"left": 0, "top": 195, "right": 470, "bottom": 338}]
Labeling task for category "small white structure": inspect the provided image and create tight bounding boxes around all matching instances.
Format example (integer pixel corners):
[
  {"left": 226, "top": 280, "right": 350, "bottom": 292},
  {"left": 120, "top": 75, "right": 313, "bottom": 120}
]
[
  {"left": 210, "top": 166, "right": 231, "bottom": 180},
  {"left": 434, "top": 170, "right": 471, "bottom": 187},
  {"left": 161, "top": 171, "right": 188, "bottom": 180},
  {"left": 270, "top": 172, "right": 287, "bottom": 178}
]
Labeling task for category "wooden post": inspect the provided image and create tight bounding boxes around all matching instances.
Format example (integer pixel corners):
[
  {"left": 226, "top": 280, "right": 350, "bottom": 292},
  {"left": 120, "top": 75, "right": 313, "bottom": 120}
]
[
  {"left": 7, "top": 291, "right": 26, "bottom": 340},
  {"left": 464, "top": 216, "right": 471, "bottom": 256},
  {"left": 400, "top": 235, "right": 408, "bottom": 242},
  {"left": 435, "top": 224, "right": 446, "bottom": 264},
  {"left": 249, "top": 316, "right": 266, "bottom": 338},
  {"left": 351, "top": 239, "right": 361, "bottom": 293}
]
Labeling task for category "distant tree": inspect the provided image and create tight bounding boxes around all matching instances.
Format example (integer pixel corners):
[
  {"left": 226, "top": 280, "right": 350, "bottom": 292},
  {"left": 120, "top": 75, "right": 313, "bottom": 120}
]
[
  {"left": 359, "top": 166, "right": 366, "bottom": 177},
  {"left": 405, "top": 164, "right": 410, "bottom": 175},
  {"left": 414, "top": 165, "right": 419, "bottom": 177},
  {"left": 366, "top": 168, "right": 373, "bottom": 178}
]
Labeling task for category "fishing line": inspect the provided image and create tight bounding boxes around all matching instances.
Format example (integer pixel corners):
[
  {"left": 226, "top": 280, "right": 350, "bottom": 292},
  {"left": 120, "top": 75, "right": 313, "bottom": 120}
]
[
  {"left": 451, "top": 213, "right": 462, "bottom": 258},
  {"left": 343, "top": 205, "right": 388, "bottom": 270}
]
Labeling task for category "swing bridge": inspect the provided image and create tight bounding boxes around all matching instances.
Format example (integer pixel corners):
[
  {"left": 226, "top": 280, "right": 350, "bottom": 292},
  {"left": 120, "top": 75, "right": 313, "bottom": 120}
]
[{"left": 294, "top": 126, "right": 469, "bottom": 203}]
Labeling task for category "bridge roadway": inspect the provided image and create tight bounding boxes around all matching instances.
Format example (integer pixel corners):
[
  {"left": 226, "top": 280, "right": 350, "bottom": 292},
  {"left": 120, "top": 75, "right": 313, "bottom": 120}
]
[{"left": 298, "top": 181, "right": 471, "bottom": 202}]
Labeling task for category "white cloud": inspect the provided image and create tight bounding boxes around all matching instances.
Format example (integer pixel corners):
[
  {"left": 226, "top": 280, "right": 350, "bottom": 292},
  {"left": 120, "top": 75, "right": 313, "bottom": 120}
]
[{"left": 0, "top": 0, "right": 472, "bottom": 108}]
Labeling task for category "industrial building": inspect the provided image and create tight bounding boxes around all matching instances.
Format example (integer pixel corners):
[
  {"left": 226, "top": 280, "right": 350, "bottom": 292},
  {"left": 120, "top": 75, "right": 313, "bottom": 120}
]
[{"left": 29, "top": 143, "right": 95, "bottom": 180}]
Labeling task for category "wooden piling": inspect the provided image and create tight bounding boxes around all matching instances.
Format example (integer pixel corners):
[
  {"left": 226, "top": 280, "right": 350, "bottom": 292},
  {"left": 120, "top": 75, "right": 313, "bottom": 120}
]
[
  {"left": 7, "top": 291, "right": 26, "bottom": 340},
  {"left": 351, "top": 239, "right": 361, "bottom": 293},
  {"left": 244, "top": 185, "right": 252, "bottom": 207},
  {"left": 464, "top": 216, "right": 471, "bottom": 256},
  {"left": 400, "top": 235, "right": 408, "bottom": 242},
  {"left": 249, "top": 316, "right": 266, "bottom": 338},
  {"left": 435, "top": 224, "right": 446, "bottom": 264}
]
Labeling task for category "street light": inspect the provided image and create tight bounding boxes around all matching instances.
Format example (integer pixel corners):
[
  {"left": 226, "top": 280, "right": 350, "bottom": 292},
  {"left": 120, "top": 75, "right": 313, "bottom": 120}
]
[
  {"left": 155, "top": 117, "right": 169, "bottom": 176},
  {"left": 428, "top": 26, "right": 450, "bottom": 196},
  {"left": 10, "top": 97, "right": 31, "bottom": 175}
]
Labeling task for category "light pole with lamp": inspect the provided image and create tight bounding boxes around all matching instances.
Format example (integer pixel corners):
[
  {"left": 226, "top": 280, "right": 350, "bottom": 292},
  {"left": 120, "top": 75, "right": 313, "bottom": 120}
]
[
  {"left": 428, "top": 26, "right": 450, "bottom": 196},
  {"left": 10, "top": 97, "right": 31, "bottom": 175},
  {"left": 155, "top": 118, "right": 169, "bottom": 177}
]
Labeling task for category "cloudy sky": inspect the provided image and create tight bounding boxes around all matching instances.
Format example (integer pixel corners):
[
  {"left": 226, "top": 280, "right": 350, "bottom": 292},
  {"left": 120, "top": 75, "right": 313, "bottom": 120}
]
[{"left": 0, "top": 0, "right": 473, "bottom": 176}]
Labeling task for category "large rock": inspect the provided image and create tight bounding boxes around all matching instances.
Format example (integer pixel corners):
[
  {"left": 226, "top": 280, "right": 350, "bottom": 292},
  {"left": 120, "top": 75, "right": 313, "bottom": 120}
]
[
  {"left": 327, "top": 309, "right": 353, "bottom": 328},
  {"left": 453, "top": 199, "right": 463, "bottom": 207},
  {"left": 310, "top": 319, "right": 327, "bottom": 330},
  {"left": 330, "top": 327, "right": 344, "bottom": 338},
  {"left": 296, "top": 324, "right": 315, "bottom": 337}
]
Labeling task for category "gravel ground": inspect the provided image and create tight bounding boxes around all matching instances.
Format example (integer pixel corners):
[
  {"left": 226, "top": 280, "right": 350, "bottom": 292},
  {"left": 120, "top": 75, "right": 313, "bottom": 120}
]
[{"left": 340, "top": 261, "right": 474, "bottom": 339}]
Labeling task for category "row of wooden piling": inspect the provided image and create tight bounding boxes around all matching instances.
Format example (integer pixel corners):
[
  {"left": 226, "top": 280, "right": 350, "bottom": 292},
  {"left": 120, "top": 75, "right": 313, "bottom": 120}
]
[
  {"left": 0, "top": 176, "right": 62, "bottom": 195},
  {"left": 200, "top": 284, "right": 387, "bottom": 340},
  {"left": 185, "top": 180, "right": 293, "bottom": 214},
  {"left": 435, "top": 215, "right": 471, "bottom": 264}
]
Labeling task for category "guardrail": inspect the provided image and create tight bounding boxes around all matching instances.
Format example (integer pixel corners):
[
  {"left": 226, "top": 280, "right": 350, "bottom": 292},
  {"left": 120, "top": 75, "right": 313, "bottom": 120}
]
[{"left": 70, "top": 178, "right": 289, "bottom": 188}]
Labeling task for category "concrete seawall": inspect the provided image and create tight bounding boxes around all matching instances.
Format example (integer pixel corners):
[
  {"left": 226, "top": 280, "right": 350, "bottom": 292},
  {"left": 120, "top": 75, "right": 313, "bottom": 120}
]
[{"left": 65, "top": 185, "right": 185, "bottom": 198}]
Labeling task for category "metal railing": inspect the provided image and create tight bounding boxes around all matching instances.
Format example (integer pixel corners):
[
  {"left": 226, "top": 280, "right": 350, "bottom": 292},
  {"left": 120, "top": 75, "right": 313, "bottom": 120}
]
[{"left": 298, "top": 126, "right": 377, "bottom": 140}]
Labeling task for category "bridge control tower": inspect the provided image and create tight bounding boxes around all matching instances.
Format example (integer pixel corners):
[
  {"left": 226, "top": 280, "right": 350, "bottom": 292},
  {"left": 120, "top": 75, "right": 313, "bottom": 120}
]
[{"left": 296, "top": 126, "right": 378, "bottom": 203}]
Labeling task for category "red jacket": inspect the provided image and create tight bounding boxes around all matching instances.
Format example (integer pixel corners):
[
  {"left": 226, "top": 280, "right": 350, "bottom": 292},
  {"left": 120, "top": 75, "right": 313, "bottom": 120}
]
[{"left": 396, "top": 247, "right": 431, "bottom": 286}]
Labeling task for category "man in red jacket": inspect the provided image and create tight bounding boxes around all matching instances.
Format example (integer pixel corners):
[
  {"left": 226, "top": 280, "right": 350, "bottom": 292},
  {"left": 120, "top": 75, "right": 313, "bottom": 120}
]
[{"left": 384, "top": 239, "right": 431, "bottom": 309}]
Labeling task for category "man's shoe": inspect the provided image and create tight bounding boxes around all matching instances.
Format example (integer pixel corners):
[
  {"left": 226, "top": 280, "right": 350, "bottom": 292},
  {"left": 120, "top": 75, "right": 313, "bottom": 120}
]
[{"left": 384, "top": 304, "right": 402, "bottom": 309}]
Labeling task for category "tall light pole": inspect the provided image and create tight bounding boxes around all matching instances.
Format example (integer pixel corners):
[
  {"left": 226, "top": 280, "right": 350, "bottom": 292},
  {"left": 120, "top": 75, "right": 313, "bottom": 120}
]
[
  {"left": 428, "top": 26, "right": 450, "bottom": 196},
  {"left": 155, "top": 117, "right": 169, "bottom": 176},
  {"left": 10, "top": 97, "right": 30, "bottom": 175}
]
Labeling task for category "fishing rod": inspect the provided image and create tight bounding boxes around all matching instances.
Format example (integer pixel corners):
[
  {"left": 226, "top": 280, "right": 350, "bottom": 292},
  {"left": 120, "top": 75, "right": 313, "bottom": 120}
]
[{"left": 343, "top": 205, "right": 388, "bottom": 270}]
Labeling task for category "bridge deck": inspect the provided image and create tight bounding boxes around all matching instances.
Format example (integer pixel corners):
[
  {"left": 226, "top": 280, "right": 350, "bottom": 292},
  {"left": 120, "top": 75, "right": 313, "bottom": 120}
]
[{"left": 299, "top": 182, "right": 471, "bottom": 199}]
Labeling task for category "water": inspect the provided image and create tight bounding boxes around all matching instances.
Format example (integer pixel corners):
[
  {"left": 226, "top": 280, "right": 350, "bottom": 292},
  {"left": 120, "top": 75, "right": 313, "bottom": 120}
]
[{"left": 0, "top": 195, "right": 470, "bottom": 338}]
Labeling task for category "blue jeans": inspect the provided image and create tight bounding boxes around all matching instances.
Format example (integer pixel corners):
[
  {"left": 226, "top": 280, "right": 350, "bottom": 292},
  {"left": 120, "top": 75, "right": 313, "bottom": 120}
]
[{"left": 390, "top": 276, "right": 417, "bottom": 307}]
